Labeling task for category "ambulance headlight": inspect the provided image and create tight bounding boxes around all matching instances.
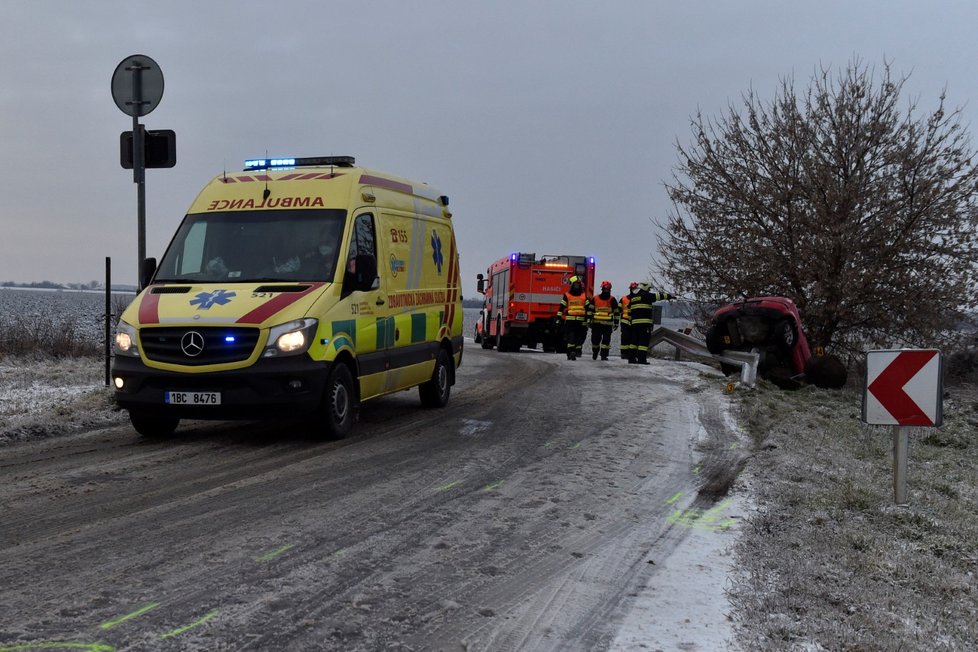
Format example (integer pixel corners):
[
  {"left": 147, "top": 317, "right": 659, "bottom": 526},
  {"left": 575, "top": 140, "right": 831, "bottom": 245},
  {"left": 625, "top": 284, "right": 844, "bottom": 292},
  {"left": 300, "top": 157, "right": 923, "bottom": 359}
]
[
  {"left": 114, "top": 321, "right": 140, "bottom": 357},
  {"left": 264, "top": 318, "right": 318, "bottom": 357}
]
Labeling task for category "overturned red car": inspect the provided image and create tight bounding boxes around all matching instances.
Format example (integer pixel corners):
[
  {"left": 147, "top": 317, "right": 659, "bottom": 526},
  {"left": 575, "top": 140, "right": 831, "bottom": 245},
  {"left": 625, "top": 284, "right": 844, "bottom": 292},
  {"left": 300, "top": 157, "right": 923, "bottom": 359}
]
[{"left": 704, "top": 296, "right": 846, "bottom": 389}]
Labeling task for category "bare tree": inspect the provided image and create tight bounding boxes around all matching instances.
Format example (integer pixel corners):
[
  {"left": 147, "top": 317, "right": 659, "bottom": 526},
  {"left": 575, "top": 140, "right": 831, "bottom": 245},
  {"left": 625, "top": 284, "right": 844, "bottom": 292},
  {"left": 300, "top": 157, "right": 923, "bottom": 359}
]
[{"left": 656, "top": 60, "right": 978, "bottom": 356}]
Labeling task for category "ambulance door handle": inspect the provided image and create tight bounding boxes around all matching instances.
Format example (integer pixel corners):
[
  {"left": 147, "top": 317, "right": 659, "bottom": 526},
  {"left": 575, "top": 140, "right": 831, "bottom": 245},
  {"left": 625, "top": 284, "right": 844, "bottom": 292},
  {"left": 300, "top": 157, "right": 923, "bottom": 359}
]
[{"left": 376, "top": 296, "right": 386, "bottom": 305}]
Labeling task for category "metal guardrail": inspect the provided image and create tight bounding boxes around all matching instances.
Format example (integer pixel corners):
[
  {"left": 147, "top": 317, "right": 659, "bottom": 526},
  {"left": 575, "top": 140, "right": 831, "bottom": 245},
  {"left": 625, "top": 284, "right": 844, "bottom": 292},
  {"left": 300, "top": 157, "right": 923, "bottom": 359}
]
[{"left": 648, "top": 326, "right": 759, "bottom": 387}]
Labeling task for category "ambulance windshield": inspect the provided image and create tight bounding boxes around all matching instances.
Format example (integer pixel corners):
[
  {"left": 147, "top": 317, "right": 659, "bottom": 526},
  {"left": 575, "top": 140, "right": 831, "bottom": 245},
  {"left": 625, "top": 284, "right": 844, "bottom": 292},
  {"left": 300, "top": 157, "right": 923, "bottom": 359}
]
[{"left": 154, "top": 209, "right": 347, "bottom": 283}]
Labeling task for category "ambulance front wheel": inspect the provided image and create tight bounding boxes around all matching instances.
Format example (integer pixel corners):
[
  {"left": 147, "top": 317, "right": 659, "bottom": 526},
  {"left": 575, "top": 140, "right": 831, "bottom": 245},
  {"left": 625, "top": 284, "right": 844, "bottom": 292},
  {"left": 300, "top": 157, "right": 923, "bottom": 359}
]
[
  {"left": 129, "top": 411, "right": 179, "bottom": 438},
  {"left": 419, "top": 348, "right": 452, "bottom": 408},
  {"left": 318, "top": 363, "right": 355, "bottom": 439}
]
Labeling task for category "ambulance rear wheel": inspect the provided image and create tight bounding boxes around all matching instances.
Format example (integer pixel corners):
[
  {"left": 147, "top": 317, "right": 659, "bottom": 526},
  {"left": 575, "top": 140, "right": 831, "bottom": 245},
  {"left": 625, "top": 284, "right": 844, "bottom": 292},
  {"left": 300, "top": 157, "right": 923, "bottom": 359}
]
[
  {"left": 319, "top": 363, "right": 355, "bottom": 439},
  {"left": 129, "top": 411, "right": 179, "bottom": 438},
  {"left": 420, "top": 348, "right": 453, "bottom": 408}
]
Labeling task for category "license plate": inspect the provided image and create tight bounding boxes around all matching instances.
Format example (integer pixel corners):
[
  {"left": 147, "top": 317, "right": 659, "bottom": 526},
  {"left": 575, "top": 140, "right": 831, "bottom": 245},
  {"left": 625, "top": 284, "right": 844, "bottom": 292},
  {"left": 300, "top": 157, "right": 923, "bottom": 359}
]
[
  {"left": 165, "top": 391, "right": 221, "bottom": 405},
  {"left": 516, "top": 312, "right": 528, "bottom": 320}
]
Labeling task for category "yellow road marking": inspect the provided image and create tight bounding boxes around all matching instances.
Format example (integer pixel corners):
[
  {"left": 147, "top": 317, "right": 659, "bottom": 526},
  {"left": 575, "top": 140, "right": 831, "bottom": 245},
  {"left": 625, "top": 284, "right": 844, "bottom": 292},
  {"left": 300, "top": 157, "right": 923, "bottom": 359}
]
[
  {"left": 667, "top": 500, "right": 735, "bottom": 531},
  {"left": 159, "top": 609, "right": 219, "bottom": 639},
  {"left": 100, "top": 602, "right": 159, "bottom": 629},
  {"left": 256, "top": 544, "right": 295, "bottom": 562},
  {"left": 481, "top": 481, "right": 504, "bottom": 493},
  {"left": 665, "top": 492, "right": 683, "bottom": 505},
  {"left": 436, "top": 480, "right": 460, "bottom": 492}
]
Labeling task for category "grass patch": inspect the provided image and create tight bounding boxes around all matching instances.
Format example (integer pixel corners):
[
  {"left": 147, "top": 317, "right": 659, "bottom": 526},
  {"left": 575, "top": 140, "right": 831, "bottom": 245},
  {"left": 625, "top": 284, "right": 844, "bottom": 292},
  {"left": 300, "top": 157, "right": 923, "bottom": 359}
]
[
  {"left": 729, "top": 378, "right": 978, "bottom": 650},
  {"left": 0, "top": 312, "right": 102, "bottom": 357}
]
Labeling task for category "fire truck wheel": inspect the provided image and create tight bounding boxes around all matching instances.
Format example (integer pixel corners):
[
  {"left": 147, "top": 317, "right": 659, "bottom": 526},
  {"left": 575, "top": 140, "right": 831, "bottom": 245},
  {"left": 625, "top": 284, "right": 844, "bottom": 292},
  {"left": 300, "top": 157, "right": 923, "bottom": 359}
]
[
  {"left": 420, "top": 348, "right": 452, "bottom": 408},
  {"left": 318, "top": 363, "right": 355, "bottom": 439},
  {"left": 473, "top": 323, "right": 482, "bottom": 344},
  {"left": 129, "top": 411, "right": 179, "bottom": 438}
]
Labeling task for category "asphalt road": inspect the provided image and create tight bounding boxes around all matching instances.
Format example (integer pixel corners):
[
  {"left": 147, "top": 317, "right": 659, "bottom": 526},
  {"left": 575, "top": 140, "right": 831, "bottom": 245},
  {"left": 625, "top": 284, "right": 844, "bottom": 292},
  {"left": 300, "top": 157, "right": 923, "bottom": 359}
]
[{"left": 0, "top": 346, "right": 743, "bottom": 651}]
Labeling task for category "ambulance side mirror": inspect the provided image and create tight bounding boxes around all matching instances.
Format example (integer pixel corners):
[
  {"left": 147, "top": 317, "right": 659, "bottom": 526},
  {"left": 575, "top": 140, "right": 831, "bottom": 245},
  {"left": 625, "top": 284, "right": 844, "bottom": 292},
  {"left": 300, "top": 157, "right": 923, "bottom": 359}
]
[
  {"left": 139, "top": 257, "right": 157, "bottom": 290},
  {"left": 476, "top": 273, "right": 485, "bottom": 294},
  {"left": 344, "top": 254, "right": 378, "bottom": 293}
]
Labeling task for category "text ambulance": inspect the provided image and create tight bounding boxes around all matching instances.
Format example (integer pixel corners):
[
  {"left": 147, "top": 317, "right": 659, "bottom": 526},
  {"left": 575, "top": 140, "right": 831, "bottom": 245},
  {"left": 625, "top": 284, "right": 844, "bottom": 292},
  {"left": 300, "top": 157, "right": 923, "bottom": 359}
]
[{"left": 112, "top": 155, "right": 463, "bottom": 439}]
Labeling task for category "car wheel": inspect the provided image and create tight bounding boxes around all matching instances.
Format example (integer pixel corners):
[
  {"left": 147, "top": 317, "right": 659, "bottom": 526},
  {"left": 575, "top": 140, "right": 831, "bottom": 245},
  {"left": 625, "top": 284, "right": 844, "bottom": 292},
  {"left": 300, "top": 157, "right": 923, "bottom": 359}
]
[
  {"left": 705, "top": 324, "right": 728, "bottom": 355},
  {"left": 316, "top": 363, "right": 355, "bottom": 439},
  {"left": 419, "top": 348, "right": 453, "bottom": 408},
  {"left": 129, "top": 411, "right": 179, "bottom": 438},
  {"left": 773, "top": 319, "right": 797, "bottom": 353}
]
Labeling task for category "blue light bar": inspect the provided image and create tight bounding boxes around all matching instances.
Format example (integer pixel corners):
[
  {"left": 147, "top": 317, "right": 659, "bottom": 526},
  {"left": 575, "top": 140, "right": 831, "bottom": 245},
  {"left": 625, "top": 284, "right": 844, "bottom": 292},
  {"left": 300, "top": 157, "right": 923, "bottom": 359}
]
[
  {"left": 244, "top": 155, "right": 355, "bottom": 171},
  {"left": 225, "top": 336, "right": 236, "bottom": 343}
]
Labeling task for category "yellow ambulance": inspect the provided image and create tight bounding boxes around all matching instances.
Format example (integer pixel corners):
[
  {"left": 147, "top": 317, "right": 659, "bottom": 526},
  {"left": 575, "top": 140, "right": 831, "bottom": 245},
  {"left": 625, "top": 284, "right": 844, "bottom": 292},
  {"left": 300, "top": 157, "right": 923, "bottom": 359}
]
[{"left": 112, "top": 155, "right": 463, "bottom": 438}]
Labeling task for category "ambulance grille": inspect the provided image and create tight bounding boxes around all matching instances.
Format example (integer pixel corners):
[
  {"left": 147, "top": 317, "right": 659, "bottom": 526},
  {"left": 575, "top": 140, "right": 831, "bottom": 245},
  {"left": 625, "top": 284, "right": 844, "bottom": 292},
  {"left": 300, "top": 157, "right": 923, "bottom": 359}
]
[{"left": 139, "top": 327, "right": 261, "bottom": 365}]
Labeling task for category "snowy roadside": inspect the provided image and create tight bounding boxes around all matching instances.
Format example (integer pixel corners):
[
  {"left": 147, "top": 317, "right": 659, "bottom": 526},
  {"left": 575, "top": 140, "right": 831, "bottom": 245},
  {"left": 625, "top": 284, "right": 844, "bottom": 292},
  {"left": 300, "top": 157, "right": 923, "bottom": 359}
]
[
  {"left": 0, "top": 356, "right": 125, "bottom": 445},
  {"left": 606, "top": 357, "right": 749, "bottom": 651}
]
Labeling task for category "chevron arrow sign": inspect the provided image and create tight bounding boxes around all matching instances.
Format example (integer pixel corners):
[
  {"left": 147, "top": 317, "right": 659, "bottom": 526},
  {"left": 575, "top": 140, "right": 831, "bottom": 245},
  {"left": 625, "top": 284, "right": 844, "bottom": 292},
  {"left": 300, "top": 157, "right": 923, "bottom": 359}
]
[{"left": 863, "top": 349, "right": 943, "bottom": 426}]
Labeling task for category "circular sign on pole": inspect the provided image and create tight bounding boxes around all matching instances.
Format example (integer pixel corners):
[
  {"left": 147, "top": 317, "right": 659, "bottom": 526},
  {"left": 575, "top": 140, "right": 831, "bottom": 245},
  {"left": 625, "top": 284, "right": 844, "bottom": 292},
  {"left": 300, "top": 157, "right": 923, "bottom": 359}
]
[{"left": 111, "top": 54, "right": 164, "bottom": 117}]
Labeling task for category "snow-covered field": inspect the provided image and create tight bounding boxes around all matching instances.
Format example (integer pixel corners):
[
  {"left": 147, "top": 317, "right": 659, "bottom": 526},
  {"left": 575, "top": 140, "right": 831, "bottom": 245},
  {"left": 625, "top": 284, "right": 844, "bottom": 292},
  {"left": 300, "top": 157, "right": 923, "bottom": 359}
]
[{"left": 0, "top": 288, "right": 129, "bottom": 443}]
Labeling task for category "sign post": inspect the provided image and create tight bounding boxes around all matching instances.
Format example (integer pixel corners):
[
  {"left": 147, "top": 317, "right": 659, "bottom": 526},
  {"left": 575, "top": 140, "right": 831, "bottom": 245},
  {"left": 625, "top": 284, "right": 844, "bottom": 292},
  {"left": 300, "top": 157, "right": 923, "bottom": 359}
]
[
  {"left": 862, "top": 349, "right": 943, "bottom": 505},
  {"left": 111, "top": 54, "right": 165, "bottom": 289}
]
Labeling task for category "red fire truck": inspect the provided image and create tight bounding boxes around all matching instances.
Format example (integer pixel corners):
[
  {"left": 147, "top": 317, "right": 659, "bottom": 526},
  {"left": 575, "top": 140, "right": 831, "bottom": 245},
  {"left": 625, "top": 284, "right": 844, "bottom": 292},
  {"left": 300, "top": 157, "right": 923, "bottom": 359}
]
[{"left": 475, "top": 253, "right": 595, "bottom": 352}]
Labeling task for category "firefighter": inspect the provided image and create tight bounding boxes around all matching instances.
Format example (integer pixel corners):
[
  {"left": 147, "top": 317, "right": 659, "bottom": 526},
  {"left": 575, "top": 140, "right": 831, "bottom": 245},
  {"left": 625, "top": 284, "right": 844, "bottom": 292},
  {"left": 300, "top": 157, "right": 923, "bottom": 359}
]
[
  {"left": 619, "top": 281, "right": 638, "bottom": 362},
  {"left": 587, "top": 280, "right": 618, "bottom": 360},
  {"left": 629, "top": 282, "right": 674, "bottom": 365},
  {"left": 556, "top": 275, "right": 590, "bottom": 360}
]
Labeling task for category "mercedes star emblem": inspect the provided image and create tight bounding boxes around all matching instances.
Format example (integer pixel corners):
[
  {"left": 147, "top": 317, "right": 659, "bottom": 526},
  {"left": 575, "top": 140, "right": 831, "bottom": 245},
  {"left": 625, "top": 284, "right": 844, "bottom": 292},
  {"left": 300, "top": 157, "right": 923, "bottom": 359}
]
[{"left": 181, "top": 331, "right": 205, "bottom": 357}]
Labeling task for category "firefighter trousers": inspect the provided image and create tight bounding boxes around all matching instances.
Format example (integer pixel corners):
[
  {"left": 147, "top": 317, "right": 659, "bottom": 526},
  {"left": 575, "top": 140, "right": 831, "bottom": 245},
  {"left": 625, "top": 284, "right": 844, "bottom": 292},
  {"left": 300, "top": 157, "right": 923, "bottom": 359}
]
[
  {"left": 590, "top": 323, "right": 613, "bottom": 360},
  {"left": 620, "top": 323, "right": 634, "bottom": 361},
  {"left": 562, "top": 320, "right": 587, "bottom": 360},
  {"left": 631, "top": 323, "right": 652, "bottom": 363}
]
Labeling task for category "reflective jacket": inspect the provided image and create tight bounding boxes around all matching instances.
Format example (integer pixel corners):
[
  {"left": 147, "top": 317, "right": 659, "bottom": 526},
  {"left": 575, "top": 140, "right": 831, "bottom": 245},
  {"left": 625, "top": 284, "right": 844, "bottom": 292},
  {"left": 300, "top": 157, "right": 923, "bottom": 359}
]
[
  {"left": 619, "top": 295, "right": 632, "bottom": 324},
  {"left": 629, "top": 289, "right": 671, "bottom": 326},
  {"left": 558, "top": 289, "right": 589, "bottom": 322},
  {"left": 589, "top": 293, "right": 618, "bottom": 326}
]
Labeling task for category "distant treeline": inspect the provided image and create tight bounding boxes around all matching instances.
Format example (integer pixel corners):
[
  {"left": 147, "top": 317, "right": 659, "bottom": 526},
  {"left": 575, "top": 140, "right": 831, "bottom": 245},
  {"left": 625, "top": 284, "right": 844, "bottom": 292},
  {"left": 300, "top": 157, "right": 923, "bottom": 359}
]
[{"left": 1, "top": 281, "right": 137, "bottom": 292}]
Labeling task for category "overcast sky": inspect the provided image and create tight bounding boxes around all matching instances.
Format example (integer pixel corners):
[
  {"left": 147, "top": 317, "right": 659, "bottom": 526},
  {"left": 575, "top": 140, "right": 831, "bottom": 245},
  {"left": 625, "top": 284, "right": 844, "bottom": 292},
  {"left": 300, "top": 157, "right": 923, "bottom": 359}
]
[{"left": 2, "top": 1, "right": 977, "bottom": 297}]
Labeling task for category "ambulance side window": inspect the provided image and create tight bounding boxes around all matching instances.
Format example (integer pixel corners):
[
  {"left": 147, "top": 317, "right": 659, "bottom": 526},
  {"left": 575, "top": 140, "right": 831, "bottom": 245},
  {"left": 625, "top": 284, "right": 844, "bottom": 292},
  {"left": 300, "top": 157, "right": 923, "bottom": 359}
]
[{"left": 344, "top": 213, "right": 379, "bottom": 291}]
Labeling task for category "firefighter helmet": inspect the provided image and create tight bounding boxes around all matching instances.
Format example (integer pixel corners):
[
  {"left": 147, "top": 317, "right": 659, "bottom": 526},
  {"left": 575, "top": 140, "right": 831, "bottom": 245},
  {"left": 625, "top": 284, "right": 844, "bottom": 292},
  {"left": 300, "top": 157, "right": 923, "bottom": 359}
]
[
  {"left": 569, "top": 275, "right": 581, "bottom": 285},
  {"left": 629, "top": 281, "right": 639, "bottom": 290},
  {"left": 600, "top": 280, "right": 612, "bottom": 291}
]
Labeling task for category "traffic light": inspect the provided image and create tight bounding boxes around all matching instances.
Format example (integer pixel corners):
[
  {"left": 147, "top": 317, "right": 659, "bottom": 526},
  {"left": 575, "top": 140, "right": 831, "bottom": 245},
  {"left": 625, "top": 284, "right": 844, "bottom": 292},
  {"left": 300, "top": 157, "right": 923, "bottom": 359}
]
[{"left": 120, "top": 129, "right": 176, "bottom": 169}]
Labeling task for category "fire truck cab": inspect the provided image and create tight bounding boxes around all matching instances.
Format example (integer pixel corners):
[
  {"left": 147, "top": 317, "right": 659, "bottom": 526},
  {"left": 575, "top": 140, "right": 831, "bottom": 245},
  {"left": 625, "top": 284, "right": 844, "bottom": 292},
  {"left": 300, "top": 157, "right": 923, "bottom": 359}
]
[{"left": 475, "top": 253, "right": 595, "bottom": 352}]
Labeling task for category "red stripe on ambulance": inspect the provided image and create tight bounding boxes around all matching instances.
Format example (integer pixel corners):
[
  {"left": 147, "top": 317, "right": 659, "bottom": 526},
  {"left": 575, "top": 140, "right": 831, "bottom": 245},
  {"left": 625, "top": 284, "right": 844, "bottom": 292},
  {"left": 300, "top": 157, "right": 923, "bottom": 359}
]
[
  {"left": 138, "top": 290, "right": 161, "bottom": 324},
  {"left": 235, "top": 283, "right": 324, "bottom": 324}
]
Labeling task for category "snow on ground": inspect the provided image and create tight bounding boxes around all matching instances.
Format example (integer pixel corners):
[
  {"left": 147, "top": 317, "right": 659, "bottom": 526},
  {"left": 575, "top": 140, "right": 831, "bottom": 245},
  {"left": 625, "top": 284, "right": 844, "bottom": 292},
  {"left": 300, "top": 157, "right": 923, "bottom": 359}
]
[
  {"left": 602, "top": 356, "right": 747, "bottom": 651},
  {"left": 2, "top": 339, "right": 750, "bottom": 650},
  {"left": 0, "top": 357, "right": 123, "bottom": 444}
]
